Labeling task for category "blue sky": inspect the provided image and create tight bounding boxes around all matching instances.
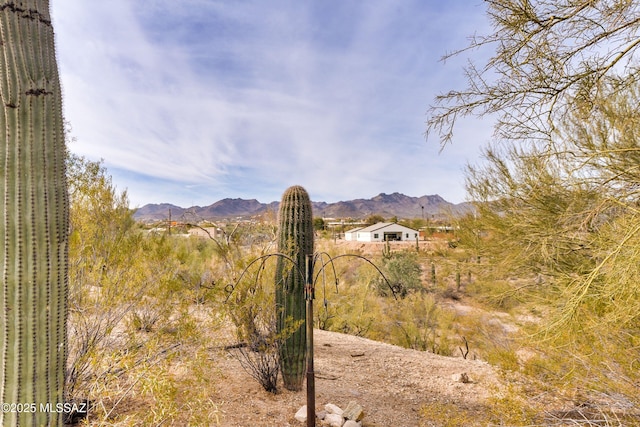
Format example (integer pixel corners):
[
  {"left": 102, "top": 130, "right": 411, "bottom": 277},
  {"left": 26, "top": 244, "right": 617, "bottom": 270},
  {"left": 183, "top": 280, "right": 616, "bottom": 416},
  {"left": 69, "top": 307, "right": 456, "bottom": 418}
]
[{"left": 50, "top": 1, "right": 491, "bottom": 208}]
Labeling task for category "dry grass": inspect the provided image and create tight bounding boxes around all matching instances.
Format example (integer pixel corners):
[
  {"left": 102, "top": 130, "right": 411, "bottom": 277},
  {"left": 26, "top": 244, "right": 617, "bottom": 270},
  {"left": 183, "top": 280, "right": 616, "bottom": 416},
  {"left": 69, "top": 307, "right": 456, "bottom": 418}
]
[{"left": 67, "top": 237, "right": 640, "bottom": 426}]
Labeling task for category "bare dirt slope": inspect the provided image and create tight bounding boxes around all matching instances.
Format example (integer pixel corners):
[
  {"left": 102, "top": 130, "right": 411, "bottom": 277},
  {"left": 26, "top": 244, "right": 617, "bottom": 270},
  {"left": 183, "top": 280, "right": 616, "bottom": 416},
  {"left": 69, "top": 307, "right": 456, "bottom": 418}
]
[{"left": 212, "top": 328, "right": 499, "bottom": 426}]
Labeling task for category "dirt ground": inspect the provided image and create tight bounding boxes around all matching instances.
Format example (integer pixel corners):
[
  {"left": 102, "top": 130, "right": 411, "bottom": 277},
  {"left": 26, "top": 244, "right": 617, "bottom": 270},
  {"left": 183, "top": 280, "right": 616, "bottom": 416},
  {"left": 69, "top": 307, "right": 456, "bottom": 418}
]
[
  {"left": 211, "top": 328, "right": 499, "bottom": 426},
  {"left": 210, "top": 239, "right": 501, "bottom": 426},
  {"left": 326, "top": 239, "right": 448, "bottom": 257}
]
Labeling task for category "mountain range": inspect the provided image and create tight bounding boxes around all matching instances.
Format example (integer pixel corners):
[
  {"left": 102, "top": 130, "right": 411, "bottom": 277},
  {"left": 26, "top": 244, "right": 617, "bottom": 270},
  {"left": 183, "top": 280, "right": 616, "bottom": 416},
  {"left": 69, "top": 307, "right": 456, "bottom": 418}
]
[{"left": 132, "top": 192, "right": 471, "bottom": 222}]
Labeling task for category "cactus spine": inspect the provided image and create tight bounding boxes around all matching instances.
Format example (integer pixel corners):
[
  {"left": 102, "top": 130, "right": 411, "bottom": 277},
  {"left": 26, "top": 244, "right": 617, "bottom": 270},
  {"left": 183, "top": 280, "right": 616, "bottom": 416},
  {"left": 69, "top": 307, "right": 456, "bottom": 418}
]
[
  {"left": 275, "top": 186, "right": 314, "bottom": 391},
  {"left": 0, "top": 2, "right": 69, "bottom": 426}
]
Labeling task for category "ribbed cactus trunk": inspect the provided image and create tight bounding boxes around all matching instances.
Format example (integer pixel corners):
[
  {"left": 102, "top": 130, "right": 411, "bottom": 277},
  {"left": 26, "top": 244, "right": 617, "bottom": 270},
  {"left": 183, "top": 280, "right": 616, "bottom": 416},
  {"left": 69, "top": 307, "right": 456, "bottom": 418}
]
[
  {"left": 0, "top": 1, "right": 69, "bottom": 426},
  {"left": 275, "top": 186, "right": 313, "bottom": 391}
]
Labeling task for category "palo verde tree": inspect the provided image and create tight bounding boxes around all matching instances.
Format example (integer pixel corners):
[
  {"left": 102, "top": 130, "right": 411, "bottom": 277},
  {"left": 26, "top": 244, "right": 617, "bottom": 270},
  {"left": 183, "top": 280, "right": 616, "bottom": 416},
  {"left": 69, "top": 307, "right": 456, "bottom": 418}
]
[
  {"left": 464, "top": 82, "right": 640, "bottom": 328},
  {"left": 65, "top": 154, "right": 141, "bottom": 401},
  {"left": 428, "top": 0, "right": 640, "bottom": 325},
  {"left": 431, "top": 0, "right": 640, "bottom": 407},
  {"left": 428, "top": 1, "right": 640, "bottom": 145},
  {"left": 456, "top": 79, "right": 640, "bottom": 413},
  {"left": 428, "top": 0, "right": 640, "bottom": 326},
  {"left": 0, "top": 1, "right": 68, "bottom": 425}
]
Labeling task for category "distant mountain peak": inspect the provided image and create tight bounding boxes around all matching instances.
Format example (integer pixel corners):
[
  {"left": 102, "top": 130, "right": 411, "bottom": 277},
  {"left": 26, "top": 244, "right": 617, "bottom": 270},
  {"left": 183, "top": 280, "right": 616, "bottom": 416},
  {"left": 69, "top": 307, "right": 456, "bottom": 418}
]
[
  {"left": 133, "top": 192, "right": 469, "bottom": 222},
  {"left": 372, "top": 192, "right": 415, "bottom": 202}
]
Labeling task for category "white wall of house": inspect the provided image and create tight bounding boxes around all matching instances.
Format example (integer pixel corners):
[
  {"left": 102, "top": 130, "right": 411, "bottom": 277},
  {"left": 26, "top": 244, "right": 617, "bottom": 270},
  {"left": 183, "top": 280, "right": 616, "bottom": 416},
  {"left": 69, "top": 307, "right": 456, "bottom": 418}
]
[
  {"left": 344, "top": 228, "right": 362, "bottom": 241},
  {"left": 349, "top": 223, "right": 419, "bottom": 242},
  {"left": 188, "top": 226, "right": 225, "bottom": 239},
  {"left": 357, "top": 230, "right": 374, "bottom": 242}
]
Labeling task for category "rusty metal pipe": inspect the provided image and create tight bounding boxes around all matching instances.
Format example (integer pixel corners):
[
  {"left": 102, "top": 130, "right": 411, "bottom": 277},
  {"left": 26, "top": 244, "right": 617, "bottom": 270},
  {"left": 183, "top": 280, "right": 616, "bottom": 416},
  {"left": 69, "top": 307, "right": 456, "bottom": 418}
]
[{"left": 306, "top": 255, "right": 316, "bottom": 427}]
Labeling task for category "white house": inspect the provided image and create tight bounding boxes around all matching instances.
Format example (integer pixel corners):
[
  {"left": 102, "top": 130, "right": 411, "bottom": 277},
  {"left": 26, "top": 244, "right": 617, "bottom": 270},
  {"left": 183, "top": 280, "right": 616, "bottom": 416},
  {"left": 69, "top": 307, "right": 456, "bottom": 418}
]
[
  {"left": 344, "top": 227, "right": 364, "bottom": 241},
  {"left": 345, "top": 222, "right": 419, "bottom": 242}
]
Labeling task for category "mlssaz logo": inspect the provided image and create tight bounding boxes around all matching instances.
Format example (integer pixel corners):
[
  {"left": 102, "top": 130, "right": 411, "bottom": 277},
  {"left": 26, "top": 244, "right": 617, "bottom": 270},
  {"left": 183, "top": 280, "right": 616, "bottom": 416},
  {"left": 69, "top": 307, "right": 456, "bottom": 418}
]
[{"left": 40, "top": 401, "right": 89, "bottom": 414}]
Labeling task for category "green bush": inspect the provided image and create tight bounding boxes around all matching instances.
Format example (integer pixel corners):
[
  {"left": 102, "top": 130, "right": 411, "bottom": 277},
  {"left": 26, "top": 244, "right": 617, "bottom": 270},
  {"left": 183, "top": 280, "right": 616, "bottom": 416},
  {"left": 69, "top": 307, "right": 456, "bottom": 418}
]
[{"left": 376, "top": 251, "right": 422, "bottom": 297}]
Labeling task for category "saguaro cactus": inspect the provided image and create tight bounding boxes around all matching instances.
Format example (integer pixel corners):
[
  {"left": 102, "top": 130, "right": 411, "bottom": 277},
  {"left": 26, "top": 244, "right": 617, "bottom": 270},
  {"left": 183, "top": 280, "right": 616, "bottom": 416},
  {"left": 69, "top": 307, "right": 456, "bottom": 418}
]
[
  {"left": 0, "top": 2, "right": 69, "bottom": 426},
  {"left": 275, "top": 185, "right": 314, "bottom": 391}
]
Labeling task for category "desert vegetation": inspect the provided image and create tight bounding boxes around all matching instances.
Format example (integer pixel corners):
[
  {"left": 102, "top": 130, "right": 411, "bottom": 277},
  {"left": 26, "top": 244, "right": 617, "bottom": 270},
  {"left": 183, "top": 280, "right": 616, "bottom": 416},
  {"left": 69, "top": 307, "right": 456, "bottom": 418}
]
[
  {"left": 3, "top": 1, "right": 640, "bottom": 426},
  {"left": 425, "top": 0, "right": 640, "bottom": 424},
  {"left": 58, "top": 153, "right": 640, "bottom": 424}
]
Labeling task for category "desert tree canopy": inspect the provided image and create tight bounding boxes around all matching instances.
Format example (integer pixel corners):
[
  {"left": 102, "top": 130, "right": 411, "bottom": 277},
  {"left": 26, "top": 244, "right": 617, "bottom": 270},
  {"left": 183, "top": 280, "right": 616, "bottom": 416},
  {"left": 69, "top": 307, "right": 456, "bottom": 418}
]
[
  {"left": 431, "top": 0, "right": 640, "bottom": 351},
  {"left": 431, "top": 4, "right": 640, "bottom": 408},
  {"left": 427, "top": 0, "right": 640, "bottom": 145}
]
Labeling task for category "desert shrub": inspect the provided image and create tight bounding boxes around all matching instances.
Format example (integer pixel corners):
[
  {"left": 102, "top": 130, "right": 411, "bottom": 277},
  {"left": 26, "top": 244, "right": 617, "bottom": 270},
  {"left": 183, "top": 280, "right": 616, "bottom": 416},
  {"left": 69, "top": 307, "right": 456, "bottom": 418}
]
[
  {"left": 316, "top": 256, "right": 460, "bottom": 355},
  {"left": 419, "top": 401, "right": 487, "bottom": 427},
  {"left": 225, "top": 278, "right": 282, "bottom": 393},
  {"left": 129, "top": 300, "right": 166, "bottom": 333},
  {"left": 66, "top": 154, "right": 228, "bottom": 423},
  {"left": 483, "top": 345, "right": 520, "bottom": 372},
  {"left": 468, "top": 278, "right": 526, "bottom": 312},
  {"left": 228, "top": 339, "right": 280, "bottom": 394},
  {"left": 175, "top": 348, "right": 223, "bottom": 426},
  {"left": 419, "top": 385, "right": 541, "bottom": 426},
  {"left": 385, "top": 293, "right": 458, "bottom": 354},
  {"left": 485, "top": 384, "right": 539, "bottom": 426},
  {"left": 376, "top": 251, "right": 422, "bottom": 297},
  {"left": 316, "top": 263, "right": 382, "bottom": 337},
  {"left": 222, "top": 253, "right": 306, "bottom": 394},
  {"left": 67, "top": 156, "right": 168, "bottom": 399}
]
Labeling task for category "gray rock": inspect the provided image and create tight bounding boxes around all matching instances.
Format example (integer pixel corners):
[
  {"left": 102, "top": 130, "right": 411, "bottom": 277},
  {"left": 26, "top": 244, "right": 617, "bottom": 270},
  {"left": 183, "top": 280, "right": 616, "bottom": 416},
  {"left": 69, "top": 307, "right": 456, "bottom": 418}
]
[
  {"left": 343, "top": 421, "right": 362, "bottom": 427},
  {"left": 451, "top": 372, "right": 471, "bottom": 383},
  {"left": 323, "top": 413, "right": 344, "bottom": 427},
  {"left": 342, "top": 401, "right": 364, "bottom": 421},
  {"left": 325, "top": 403, "right": 344, "bottom": 416},
  {"left": 294, "top": 405, "right": 307, "bottom": 423}
]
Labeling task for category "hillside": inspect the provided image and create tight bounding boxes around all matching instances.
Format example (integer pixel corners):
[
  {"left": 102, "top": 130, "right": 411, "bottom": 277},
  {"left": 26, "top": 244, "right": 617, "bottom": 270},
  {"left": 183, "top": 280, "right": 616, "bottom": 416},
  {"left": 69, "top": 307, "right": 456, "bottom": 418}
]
[
  {"left": 206, "top": 328, "right": 499, "bottom": 426},
  {"left": 133, "top": 192, "right": 471, "bottom": 222}
]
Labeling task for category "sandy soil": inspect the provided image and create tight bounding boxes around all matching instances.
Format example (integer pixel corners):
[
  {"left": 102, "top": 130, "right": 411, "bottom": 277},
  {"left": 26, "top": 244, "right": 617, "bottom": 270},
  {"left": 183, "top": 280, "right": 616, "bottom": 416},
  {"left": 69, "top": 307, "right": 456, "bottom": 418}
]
[{"left": 211, "top": 328, "right": 499, "bottom": 426}]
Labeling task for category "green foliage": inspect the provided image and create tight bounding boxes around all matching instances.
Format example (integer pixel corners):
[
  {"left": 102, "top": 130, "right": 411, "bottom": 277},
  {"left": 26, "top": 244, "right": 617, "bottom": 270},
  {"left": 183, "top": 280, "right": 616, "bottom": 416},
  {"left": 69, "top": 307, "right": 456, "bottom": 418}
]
[
  {"left": 274, "top": 185, "right": 314, "bottom": 391},
  {"left": 316, "top": 252, "right": 459, "bottom": 356},
  {"left": 364, "top": 214, "right": 385, "bottom": 225},
  {"left": 420, "top": 389, "right": 540, "bottom": 427},
  {"left": 485, "top": 384, "right": 539, "bottom": 426},
  {"left": 67, "top": 155, "right": 158, "bottom": 398},
  {"left": 419, "top": 401, "right": 484, "bottom": 427},
  {"left": 0, "top": 3, "right": 68, "bottom": 425},
  {"left": 317, "top": 262, "right": 380, "bottom": 337},
  {"left": 428, "top": 0, "right": 640, "bottom": 145},
  {"left": 313, "top": 217, "right": 325, "bottom": 231},
  {"left": 463, "top": 85, "right": 640, "bottom": 327},
  {"left": 65, "top": 154, "right": 228, "bottom": 424},
  {"left": 376, "top": 251, "right": 422, "bottom": 297},
  {"left": 389, "top": 293, "right": 456, "bottom": 354},
  {"left": 430, "top": 2, "right": 640, "bottom": 409}
]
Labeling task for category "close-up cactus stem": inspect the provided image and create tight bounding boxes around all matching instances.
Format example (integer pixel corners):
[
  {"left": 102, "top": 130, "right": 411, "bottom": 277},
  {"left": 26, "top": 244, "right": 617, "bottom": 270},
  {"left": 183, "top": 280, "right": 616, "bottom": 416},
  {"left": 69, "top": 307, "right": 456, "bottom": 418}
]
[
  {"left": 0, "top": 1, "right": 69, "bottom": 426},
  {"left": 275, "top": 185, "right": 314, "bottom": 392}
]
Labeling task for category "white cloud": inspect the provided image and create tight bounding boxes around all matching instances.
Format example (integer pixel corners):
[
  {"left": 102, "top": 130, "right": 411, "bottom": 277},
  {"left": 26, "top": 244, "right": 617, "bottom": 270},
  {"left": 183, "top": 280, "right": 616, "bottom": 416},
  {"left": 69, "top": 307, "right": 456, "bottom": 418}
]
[{"left": 52, "top": 0, "right": 490, "bottom": 207}]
